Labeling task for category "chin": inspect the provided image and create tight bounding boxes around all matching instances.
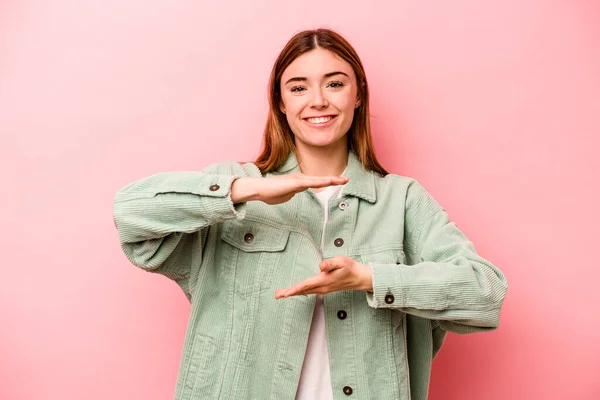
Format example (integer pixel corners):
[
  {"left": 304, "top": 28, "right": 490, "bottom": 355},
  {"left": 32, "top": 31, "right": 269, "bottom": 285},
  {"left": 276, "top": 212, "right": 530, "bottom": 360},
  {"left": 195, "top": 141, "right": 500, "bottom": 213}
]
[
  {"left": 304, "top": 136, "right": 347, "bottom": 149},
  {"left": 292, "top": 127, "right": 348, "bottom": 149}
]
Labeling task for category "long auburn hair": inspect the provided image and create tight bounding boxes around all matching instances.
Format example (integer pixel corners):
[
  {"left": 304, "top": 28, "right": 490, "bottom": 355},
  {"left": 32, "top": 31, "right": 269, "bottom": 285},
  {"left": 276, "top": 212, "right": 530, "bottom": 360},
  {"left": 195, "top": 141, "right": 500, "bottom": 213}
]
[{"left": 254, "top": 28, "right": 388, "bottom": 176}]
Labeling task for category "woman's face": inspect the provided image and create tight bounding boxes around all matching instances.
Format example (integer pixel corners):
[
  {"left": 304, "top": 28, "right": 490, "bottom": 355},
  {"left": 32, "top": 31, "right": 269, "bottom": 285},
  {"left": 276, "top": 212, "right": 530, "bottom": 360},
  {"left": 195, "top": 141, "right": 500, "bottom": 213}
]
[{"left": 279, "top": 48, "right": 360, "bottom": 151}]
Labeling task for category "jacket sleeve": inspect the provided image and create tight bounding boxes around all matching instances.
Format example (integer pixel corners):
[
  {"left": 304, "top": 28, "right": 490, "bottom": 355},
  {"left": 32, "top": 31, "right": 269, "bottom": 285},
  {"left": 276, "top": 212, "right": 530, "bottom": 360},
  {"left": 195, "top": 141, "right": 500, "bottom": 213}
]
[
  {"left": 365, "top": 180, "right": 508, "bottom": 334},
  {"left": 112, "top": 161, "right": 249, "bottom": 299}
]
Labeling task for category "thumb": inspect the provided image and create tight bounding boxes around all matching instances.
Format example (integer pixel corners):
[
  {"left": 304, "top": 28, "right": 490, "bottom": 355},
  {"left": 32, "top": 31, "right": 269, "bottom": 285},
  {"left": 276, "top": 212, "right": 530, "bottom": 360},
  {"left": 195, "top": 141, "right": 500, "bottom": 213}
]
[{"left": 319, "top": 257, "right": 345, "bottom": 272}]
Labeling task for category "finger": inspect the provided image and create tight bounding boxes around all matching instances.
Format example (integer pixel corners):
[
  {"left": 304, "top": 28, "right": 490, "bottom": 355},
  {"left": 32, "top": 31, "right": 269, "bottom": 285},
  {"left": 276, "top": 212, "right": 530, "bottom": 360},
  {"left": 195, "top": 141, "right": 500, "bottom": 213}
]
[
  {"left": 275, "top": 286, "right": 300, "bottom": 299},
  {"left": 293, "top": 285, "right": 327, "bottom": 296},
  {"left": 283, "top": 282, "right": 319, "bottom": 297},
  {"left": 291, "top": 279, "right": 332, "bottom": 296},
  {"left": 274, "top": 287, "right": 296, "bottom": 299},
  {"left": 321, "top": 255, "right": 353, "bottom": 271},
  {"left": 278, "top": 274, "right": 326, "bottom": 298},
  {"left": 319, "top": 259, "right": 344, "bottom": 272},
  {"left": 300, "top": 174, "right": 347, "bottom": 180},
  {"left": 300, "top": 176, "right": 349, "bottom": 189}
]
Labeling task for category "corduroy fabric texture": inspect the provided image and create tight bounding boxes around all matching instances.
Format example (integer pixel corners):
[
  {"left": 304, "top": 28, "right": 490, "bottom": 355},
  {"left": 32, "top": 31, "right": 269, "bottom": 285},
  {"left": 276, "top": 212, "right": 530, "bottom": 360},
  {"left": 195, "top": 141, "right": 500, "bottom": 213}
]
[{"left": 113, "top": 151, "right": 507, "bottom": 400}]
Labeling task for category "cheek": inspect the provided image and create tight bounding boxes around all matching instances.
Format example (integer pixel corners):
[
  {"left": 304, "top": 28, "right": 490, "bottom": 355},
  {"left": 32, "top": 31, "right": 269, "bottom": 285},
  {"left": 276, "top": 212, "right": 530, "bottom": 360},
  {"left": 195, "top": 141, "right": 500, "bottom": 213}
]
[
  {"left": 335, "top": 97, "right": 356, "bottom": 118},
  {"left": 281, "top": 95, "right": 303, "bottom": 116},
  {"left": 332, "top": 93, "right": 356, "bottom": 113},
  {"left": 285, "top": 114, "right": 298, "bottom": 132},
  {"left": 280, "top": 99, "right": 303, "bottom": 135}
]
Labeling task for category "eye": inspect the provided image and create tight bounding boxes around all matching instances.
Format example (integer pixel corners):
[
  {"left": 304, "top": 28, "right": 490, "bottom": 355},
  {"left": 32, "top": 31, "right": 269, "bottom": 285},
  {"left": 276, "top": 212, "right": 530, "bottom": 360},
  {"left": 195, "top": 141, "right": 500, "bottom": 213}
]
[
  {"left": 290, "top": 86, "right": 306, "bottom": 93},
  {"left": 327, "top": 81, "right": 344, "bottom": 89}
]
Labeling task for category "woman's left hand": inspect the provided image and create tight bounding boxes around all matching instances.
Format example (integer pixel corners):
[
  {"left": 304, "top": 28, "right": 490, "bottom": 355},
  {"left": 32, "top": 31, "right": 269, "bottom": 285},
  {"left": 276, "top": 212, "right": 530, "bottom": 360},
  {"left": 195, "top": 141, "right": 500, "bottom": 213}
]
[{"left": 275, "top": 256, "right": 373, "bottom": 299}]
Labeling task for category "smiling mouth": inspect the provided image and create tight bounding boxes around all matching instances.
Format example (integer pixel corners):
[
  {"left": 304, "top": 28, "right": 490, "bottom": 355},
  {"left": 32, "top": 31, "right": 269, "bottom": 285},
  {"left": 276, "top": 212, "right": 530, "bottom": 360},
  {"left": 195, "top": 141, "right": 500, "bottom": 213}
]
[{"left": 304, "top": 115, "right": 337, "bottom": 124}]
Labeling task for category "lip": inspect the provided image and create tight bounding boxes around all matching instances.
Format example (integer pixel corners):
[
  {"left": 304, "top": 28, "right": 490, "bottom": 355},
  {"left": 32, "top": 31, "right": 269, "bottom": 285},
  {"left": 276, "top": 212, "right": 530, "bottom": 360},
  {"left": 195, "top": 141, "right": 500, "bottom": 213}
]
[{"left": 302, "top": 115, "right": 338, "bottom": 129}]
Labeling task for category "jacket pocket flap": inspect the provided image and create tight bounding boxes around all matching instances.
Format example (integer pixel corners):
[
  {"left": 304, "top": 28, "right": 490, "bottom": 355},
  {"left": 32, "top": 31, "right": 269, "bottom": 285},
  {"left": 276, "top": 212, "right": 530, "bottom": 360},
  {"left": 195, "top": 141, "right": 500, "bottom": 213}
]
[
  {"left": 221, "top": 219, "right": 290, "bottom": 252},
  {"left": 358, "top": 248, "right": 404, "bottom": 264}
]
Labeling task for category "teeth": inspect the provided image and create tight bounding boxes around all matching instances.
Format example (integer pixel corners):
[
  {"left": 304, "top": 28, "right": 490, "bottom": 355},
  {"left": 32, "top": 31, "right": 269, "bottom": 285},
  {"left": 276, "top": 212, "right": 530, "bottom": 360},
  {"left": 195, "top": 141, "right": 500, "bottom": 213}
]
[{"left": 307, "top": 116, "right": 332, "bottom": 124}]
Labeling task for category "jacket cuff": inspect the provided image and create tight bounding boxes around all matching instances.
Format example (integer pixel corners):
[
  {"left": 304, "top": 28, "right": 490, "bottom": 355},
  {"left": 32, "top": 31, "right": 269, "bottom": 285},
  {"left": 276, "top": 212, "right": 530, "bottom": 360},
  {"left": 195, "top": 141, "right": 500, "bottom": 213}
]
[
  {"left": 200, "top": 174, "right": 247, "bottom": 222},
  {"left": 365, "top": 263, "right": 403, "bottom": 309}
]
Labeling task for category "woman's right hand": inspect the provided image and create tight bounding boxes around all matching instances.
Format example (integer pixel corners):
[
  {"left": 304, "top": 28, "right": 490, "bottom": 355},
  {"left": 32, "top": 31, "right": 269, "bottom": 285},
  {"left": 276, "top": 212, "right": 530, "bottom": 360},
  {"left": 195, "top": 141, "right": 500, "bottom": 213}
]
[{"left": 231, "top": 173, "right": 349, "bottom": 205}]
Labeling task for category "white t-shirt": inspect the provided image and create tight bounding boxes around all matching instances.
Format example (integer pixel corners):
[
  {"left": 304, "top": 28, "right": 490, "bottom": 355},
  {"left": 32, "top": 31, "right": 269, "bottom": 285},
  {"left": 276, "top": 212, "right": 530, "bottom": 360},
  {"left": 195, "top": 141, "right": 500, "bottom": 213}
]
[{"left": 296, "top": 172, "right": 346, "bottom": 400}]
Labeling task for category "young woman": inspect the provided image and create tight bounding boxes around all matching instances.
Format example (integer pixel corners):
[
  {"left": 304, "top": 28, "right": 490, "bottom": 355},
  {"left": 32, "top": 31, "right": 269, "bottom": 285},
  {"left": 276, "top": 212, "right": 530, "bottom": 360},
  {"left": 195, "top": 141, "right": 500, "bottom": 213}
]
[{"left": 113, "top": 28, "right": 507, "bottom": 400}]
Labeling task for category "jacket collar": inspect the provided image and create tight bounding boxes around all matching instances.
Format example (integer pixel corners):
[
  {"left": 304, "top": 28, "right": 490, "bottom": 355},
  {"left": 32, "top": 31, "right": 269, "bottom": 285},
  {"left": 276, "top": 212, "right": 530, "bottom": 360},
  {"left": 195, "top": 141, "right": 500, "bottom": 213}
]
[{"left": 276, "top": 150, "right": 377, "bottom": 203}]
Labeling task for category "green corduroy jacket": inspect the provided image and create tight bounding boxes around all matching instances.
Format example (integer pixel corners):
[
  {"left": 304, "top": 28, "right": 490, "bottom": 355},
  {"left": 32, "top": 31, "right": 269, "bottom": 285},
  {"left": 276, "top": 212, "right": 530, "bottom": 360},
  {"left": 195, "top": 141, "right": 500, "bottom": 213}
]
[{"left": 113, "top": 151, "right": 507, "bottom": 400}]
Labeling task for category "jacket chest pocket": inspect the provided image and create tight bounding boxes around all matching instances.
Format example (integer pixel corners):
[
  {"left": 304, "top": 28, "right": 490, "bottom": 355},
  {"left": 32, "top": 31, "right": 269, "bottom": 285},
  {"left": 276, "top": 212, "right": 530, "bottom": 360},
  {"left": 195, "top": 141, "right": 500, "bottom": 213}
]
[{"left": 219, "top": 219, "right": 290, "bottom": 297}]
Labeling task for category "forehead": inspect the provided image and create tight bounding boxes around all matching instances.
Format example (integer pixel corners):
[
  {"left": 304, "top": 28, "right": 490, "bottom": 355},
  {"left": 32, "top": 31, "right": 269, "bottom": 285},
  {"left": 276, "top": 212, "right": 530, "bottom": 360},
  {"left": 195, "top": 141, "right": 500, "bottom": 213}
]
[{"left": 281, "top": 48, "right": 356, "bottom": 82}]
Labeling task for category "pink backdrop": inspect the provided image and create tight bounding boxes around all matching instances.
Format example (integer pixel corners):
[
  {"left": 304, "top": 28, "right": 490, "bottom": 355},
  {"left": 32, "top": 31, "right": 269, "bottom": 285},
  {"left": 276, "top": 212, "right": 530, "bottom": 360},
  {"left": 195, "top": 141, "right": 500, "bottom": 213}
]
[{"left": 1, "top": 1, "right": 599, "bottom": 399}]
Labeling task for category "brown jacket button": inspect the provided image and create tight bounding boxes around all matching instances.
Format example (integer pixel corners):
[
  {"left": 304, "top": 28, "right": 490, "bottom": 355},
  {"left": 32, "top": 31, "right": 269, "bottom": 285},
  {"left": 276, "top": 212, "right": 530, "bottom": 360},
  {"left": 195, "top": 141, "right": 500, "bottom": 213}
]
[
  {"left": 209, "top": 184, "right": 220, "bottom": 191},
  {"left": 343, "top": 386, "right": 353, "bottom": 395},
  {"left": 384, "top": 294, "right": 395, "bottom": 304},
  {"left": 334, "top": 238, "right": 344, "bottom": 247},
  {"left": 244, "top": 233, "right": 254, "bottom": 243}
]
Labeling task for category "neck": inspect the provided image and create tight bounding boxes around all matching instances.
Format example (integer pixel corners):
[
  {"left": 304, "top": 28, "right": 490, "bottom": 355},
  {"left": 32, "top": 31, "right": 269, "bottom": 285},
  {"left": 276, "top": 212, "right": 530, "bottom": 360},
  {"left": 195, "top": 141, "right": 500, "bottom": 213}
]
[{"left": 295, "top": 139, "right": 349, "bottom": 177}]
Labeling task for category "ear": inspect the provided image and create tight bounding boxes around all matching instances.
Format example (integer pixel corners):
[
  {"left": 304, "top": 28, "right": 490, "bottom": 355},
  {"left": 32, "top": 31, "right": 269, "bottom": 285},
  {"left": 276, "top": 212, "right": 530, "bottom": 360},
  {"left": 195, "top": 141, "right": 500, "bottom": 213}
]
[
  {"left": 356, "top": 81, "right": 366, "bottom": 108},
  {"left": 279, "top": 101, "right": 286, "bottom": 114}
]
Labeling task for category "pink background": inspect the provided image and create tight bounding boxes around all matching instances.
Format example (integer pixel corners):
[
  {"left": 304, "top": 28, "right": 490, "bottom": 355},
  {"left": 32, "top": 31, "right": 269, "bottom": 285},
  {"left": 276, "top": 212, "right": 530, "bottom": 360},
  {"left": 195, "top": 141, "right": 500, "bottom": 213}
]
[{"left": 1, "top": 1, "right": 599, "bottom": 399}]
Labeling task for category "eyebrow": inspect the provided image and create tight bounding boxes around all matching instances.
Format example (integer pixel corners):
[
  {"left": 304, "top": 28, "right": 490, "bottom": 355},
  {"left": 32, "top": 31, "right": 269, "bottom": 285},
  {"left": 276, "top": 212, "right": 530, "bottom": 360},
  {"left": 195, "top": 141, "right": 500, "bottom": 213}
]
[{"left": 284, "top": 71, "right": 350, "bottom": 85}]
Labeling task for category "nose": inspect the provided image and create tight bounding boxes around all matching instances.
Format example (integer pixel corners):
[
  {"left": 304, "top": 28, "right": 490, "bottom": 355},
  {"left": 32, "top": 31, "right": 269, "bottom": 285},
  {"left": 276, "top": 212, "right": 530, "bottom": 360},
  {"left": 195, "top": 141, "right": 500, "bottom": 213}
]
[{"left": 309, "top": 87, "right": 328, "bottom": 110}]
